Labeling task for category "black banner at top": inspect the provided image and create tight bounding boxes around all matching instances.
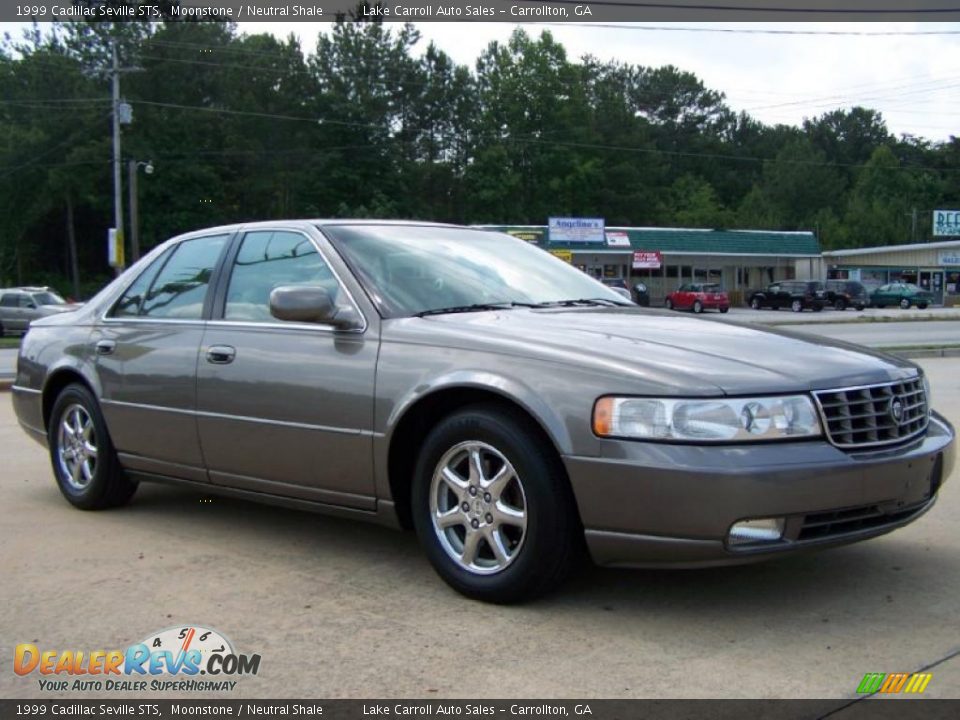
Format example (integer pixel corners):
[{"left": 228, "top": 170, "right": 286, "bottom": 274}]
[{"left": 6, "top": 0, "right": 960, "bottom": 23}]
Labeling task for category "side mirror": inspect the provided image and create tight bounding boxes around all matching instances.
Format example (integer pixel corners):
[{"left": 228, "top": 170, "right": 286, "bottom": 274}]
[{"left": 269, "top": 286, "right": 362, "bottom": 330}]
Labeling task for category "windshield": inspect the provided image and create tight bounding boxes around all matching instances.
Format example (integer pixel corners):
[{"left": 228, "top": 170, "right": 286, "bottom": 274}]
[
  {"left": 323, "top": 225, "right": 629, "bottom": 318},
  {"left": 33, "top": 292, "right": 65, "bottom": 306}
]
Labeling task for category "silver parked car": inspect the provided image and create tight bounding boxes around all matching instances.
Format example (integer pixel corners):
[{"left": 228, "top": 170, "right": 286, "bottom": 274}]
[
  {"left": 0, "top": 286, "right": 78, "bottom": 336},
  {"left": 12, "top": 221, "right": 955, "bottom": 602}
]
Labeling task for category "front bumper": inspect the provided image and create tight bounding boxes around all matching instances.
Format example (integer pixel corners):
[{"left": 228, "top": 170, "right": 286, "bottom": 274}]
[{"left": 565, "top": 412, "right": 955, "bottom": 568}]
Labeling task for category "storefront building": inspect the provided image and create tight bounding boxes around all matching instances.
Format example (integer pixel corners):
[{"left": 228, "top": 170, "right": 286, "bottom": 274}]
[
  {"left": 478, "top": 225, "right": 821, "bottom": 305},
  {"left": 823, "top": 240, "right": 960, "bottom": 306}
]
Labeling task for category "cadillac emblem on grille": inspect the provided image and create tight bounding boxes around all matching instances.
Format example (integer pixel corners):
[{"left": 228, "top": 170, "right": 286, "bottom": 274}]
[{"left": 890, "top": 397, "right": 905, "bottom": 424}]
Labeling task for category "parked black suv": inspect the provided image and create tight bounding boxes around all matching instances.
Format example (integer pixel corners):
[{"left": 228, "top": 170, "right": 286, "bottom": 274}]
[
  {"left": 824, "top": 279, "right": 868, "bottom": 311},
  {"left": 747, "top": 280, "right": 826, "bottom": 312}
]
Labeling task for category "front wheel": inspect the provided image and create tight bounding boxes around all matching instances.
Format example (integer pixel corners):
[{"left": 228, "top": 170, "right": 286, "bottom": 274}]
[
  {"left": 900, "top": 298, "right": 911, "bottom": 309},
  {"left": 48, "top": 383, "right": 137, "bottom": 510},
  {"left": 693, "top": 300, "right": 704, "bottom": 314},
  {"left": 835, "top": 299, "right": 847, "bottom": 311},
  {"left": 719, "top": 307, "right": 729, "bottom": 314},
  {"left": 750, "top": 298, "right": 761, "bottom": 310},
  {"left": 665, "top": 298, "right": 674, "bottom": 311},
  {"left": 791, "top": 299, "right": 803, "bottom": 313},
  {"left": 918, "top": 303, "right": 929, "bottom": 310},
  {"left": 412, "top": 405, "right": 581, "bottom": 603}
]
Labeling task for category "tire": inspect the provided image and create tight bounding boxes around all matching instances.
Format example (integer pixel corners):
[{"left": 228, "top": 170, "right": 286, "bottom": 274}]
[
  {"left": 900, "top": 298, "right": 911, "bottom": 310},
  {"left": 665, "top": 298, "right": 674, "bottom": 311},
  {"left": 0, "top": 322, "right": 5, "bottom": 337},
  {"left": 48, "top": 383, "right": 137, "bottom": 510},
  {"left": 719, "top": 307, "right": 729, "bottom": 314},
  {"left": 813, "top": 304, "right": 823, "bottom": 312},
  {"left": 750, "top": 298, "right": 761, "bottom": 310},
  {"left": 855, "top": 304, "right": 866, "bottom": 312},
  {"left": 918, "top": 303, "right": 928, "bottom": 310},
  {"left": 791, "top": 299, "right": 803, "bottom": 313},
  {"left": 411, "top": 404, "right": 581, "bottom": 604},
  {"left": 835, "top": 299, "right": 847, "bottom": 311},
  {"left": 693, "top": 300, "right": 703, "bottom": 314}
]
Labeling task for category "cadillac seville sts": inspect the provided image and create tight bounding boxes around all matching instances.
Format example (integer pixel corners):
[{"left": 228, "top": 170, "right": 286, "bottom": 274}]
[{"left": 12, "top": 221, "right": 955, "bottom": 602}]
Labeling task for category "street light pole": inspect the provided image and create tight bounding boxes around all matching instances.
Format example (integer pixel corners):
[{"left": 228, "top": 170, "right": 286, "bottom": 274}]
[{"left": 128, "top": 159, "right": 152, "bottom": 264}]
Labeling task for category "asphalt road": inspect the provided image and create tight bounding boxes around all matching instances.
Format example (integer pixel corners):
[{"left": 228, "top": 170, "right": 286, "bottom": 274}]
[{"left": 1, "top": 358, "right": 958, "bottom": 700}]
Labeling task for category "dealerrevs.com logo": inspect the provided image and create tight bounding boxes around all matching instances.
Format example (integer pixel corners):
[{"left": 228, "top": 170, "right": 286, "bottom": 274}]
[{"left": 14, "top": 625, "right": 261, "bottom": 692}]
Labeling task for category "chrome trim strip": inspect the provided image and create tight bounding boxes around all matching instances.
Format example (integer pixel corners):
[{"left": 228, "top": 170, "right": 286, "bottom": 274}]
[
  {"left": 100, "top": 398, "right": 376, "bottom": 436},
  {"left": 11, "top": 385, "right": 41, "bottom": 395}
]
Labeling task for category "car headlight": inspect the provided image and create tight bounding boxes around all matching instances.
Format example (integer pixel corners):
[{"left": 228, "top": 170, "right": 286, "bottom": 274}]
[{"left": 593, "top": 395, "right": 822, "bottom": 442}]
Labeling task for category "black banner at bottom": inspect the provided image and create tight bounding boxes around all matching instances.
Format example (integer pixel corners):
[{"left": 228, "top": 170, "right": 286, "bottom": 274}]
[{"left": 1, "top": 699, "right": 959, "bottom": 720}]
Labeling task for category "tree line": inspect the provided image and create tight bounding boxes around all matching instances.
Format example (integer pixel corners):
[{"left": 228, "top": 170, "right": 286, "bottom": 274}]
[{"left": 2, "top": 15, "right": 958, "bottom": 297}]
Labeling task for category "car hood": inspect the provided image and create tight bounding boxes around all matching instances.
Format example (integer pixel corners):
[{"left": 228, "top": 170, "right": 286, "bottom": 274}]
[{"left": 385, "top": 307, "right": 918, "bottom": 396}]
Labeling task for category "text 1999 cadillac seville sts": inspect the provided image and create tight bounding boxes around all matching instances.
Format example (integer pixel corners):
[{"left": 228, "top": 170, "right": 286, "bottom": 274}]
[{"left": 12, "top": 221, "right": 956, "bottom": 602}]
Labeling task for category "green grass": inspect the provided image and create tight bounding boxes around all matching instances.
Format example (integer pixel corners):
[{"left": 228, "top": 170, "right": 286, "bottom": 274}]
[{"left": 0, "top": 336, "right": 22, "bottom": 349}]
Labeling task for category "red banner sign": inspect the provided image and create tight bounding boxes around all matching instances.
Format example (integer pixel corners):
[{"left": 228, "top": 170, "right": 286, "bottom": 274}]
[{"left": 632, "top": 251, "right": 662, "bottom": 269}]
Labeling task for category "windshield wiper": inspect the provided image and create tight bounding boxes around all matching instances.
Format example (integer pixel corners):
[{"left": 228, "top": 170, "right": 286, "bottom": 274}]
[
  {"left": 415, "top": 302, "right": 517, "bottom": 318},
  {"left": 532, "top": 298, "right": 630, "bottom": 308}
]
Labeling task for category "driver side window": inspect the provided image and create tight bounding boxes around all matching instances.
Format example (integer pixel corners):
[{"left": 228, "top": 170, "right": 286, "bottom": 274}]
[{"left": 224, "top": 231, "right": 337, "bottom": 322}]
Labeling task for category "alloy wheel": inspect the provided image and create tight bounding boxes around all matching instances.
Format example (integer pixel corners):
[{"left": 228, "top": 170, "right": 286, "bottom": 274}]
[
  {"left": 429, "top": 440, "right": 527, "bottom": 575},
  {"left": 57, "top": 403, "right": 98, "bottom": 490}
]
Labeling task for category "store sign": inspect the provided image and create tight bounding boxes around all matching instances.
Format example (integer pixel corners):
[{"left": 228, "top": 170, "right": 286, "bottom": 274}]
[
  {"left": 933, "top": 210, "right": 960, "bottom": 237},
  {"left": 507, "top": 229, "right": 544, "bottom": 244},
  {"left": 632, "top": 251, "right": 662, "bottom": 269},
  {"left": 549, "top": 249, "right": 573, "bottom": 263},
  {"left": 938, "top": 250, "right": 960, "bottom": 266},
  {"left": 605, "top": 232, "right": 630, "bottom": 248},
  {"left": 548, "top": 217, "right": 605, "bottom": 243}
]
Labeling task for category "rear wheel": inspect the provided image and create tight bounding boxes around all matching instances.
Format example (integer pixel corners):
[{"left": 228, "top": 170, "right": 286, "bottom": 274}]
[
  {"left": 918, "top": 303, "right": 929, "bottom": 310},
  {"left": 719, "top": 307, "right": 729, "bottom": 314},
  {"left": 750, "top": 298, "right": 761, "bottom": 310},
  {"left": 900, "top": 298, "right": 911, "bottom": 309},
  {"left": 665, "top": 298, "right": 674, "bottom": 311},
  {"left": 411, "top": 405, "right": 580, "bottom": 603},
  {"left": 791, "top": 299, "right": 803, "bottom": 313},
  {"left": 693, "top": 300, "right": 703, "bottom": 314},
  {"left": 48, "top": 383, "right": 137, "bottom": 510}
]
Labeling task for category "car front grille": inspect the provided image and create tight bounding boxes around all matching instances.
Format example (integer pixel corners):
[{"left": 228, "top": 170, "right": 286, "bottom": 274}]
[{"left": 813, "top": 377, "right": 928, "bottom": 449}]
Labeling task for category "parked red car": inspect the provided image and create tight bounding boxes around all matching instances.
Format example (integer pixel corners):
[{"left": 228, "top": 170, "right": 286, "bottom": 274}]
[{"left": 665, "top": 283, "right": 730, "bottom": 313}]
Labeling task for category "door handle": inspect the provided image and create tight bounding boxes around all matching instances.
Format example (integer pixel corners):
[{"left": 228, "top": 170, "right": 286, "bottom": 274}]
[
  {"left": 206, "top": 345, "right": 236, "bottom": 364},
  {"left": 95, "top": 339, "right": 116, "bottom": 356}
]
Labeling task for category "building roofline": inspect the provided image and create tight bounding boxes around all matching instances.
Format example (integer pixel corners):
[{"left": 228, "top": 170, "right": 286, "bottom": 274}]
[{"left": 824, "top": 239, "right": 960, "bottom": 257}]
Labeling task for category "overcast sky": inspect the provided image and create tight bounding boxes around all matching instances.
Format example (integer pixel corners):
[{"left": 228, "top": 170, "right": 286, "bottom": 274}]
[{"left": 4, "top": 20, "right": 959, "bottom": 141}]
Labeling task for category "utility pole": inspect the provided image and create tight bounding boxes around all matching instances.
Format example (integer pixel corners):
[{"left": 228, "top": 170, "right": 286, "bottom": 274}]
[{"left": 111, "top": 38, "right": 124, "bottom": 276}]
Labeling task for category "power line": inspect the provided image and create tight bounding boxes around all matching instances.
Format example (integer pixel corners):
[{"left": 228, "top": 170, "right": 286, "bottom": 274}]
[
  {"left": 126, "top": 97, "right": 960, "bottom": 173},
  {"left": 540, "top": 21, "right": 960, "bottom": 35},
  {"left": 522, "top": 0, "right": 960, "bottom": 14}
]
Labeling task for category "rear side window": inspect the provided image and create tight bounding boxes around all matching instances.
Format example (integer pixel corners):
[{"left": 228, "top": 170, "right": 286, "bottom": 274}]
[
  {"left": 18, "top": 295, "right": 35, "bottom": 308},
  {"left": 0, "top": 294, "right": 16, "bottom": 308},
  {"left": 112, "top": 235, "right": 227, "bottom": 320}
]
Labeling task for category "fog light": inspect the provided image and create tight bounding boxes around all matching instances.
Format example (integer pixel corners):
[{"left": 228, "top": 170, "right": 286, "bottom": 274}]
[{"left": 728, "top": 517, "right": 785, "bottom": 546}]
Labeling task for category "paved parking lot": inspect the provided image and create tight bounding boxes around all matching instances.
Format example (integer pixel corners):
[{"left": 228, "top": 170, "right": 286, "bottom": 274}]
[{"left": 1, "top": 359, "right": 958, "bottom": 700}]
